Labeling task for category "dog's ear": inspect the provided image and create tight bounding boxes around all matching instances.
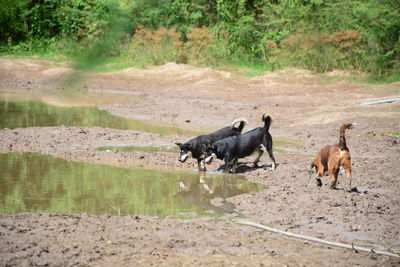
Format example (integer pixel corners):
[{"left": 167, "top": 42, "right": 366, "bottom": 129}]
[{"left": 175, "top": 142, "right": 182, "bottom": 148}]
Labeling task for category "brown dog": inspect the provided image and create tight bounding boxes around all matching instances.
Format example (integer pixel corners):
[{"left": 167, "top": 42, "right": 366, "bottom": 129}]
[{"left": 311, "top": 123, "right": 355, "bottom": 189}]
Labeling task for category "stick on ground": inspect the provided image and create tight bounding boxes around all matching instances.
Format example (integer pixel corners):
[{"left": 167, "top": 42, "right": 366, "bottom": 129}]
[{"left": 235, "top": 219, "right": 400, "bottom": 258}]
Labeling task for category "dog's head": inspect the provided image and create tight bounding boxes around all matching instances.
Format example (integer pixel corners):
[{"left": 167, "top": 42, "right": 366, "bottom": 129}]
[
  {"left": 175, "top": 142, "right": 192, "bottom": 163},
  {"left": 204, "top": 144, "right": 217, "bottom": 165}
]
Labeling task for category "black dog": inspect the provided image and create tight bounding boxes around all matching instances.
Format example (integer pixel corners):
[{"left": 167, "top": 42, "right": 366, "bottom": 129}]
[
  {"left": 175, "top": 118, "right": 247, "bottom": 171},
  {"left": 204, "top": 114, "right": 276, "bottom": 173}
]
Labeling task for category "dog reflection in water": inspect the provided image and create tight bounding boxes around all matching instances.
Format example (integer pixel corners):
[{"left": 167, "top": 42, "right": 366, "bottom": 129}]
[{"left": 175, "top": 173, "right": 242, "bottom": 214}]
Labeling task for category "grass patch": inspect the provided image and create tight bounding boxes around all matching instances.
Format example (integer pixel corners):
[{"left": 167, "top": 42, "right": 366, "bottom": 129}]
[
  {"left": 91, "top": 62, "right": 134, "bottom": 73},
  {"left": 71, "top": 56, "right": 141, "bottom": 73},
  {"left": 0, "top": 54, "right": 69, "bottom": 63},
  {"left": 217, "top": 64, "right": 272, "bottom": 79},
  {"left": 273, "top": 148, "right": 288, "bottom": 154},
  {"left": 273, "top": 147, "right": 315, "bottom": 158},
  {"left": 366, "top": 131, "right": 400, "bottom": 138},
  {"left": 365, "top": 72, "right": 400, "bottom": 84},
  {"left": 273, "top": 137, "right": 314, "bottom": 158},
  {"left": 274, "top": 138, "right": 301, "bottom": 147}
]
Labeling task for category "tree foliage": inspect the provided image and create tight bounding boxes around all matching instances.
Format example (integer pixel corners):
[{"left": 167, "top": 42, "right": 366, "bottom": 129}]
[{"left": 1, "top": 0, "right": 399, "bottom": 78}]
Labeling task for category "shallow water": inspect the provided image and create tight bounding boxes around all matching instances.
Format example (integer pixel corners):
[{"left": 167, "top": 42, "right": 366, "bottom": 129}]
[
  {"left": 0, "top": 153, "right": 265, "bottom": 218},
  {"left": 0, "top": 100, "right": 196, "bottom": 135},
  {"left": 98, "top": 145, "right": 178, "bottom": 153}
]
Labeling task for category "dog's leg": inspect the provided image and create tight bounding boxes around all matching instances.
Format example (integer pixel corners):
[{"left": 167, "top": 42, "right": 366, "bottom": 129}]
[
  {"left": 343, "top": 157, "right": 352, "bottom": 191},
  {"left": 253, "top": 146, "right": 264, "bottom": 168},
  {"left": 316, "top": 176, "right": 323, "bottom": 187},
  {"left": 223, "top": 156, "right": 237, "bottom": 174},
  {"left": 316, "top": 161, "right": 325, "bottom": 187},
  {"left": 264, "top": 136, "right": 276, "bottom": 170},
  {"left": 197, "top": 159, "right": 206, "bottom": 172},
  {"left": 267, "top": 147, "right": 276, "bottom": 170},
  {"left": 312, "top": 158, "right": 322, "bottom": 186},
  {"left": 231, "top": 158, "right": 238, "bottom": 173},
  {"left": 223, "top": 157, "right": 231, "bottom": 173},
  {"left": 328, "top": 160, "right": 339, "bottom": 189},
  {"left": 329, "top": 170, "right": 339, "bottom": 189}
]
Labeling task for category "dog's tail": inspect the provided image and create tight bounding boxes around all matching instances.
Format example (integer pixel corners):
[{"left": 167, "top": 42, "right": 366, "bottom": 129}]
[
  {"left": 231, "top": 118, "right": 248, "bottom": 133},
  {"left": 339, "top": 123, "right": 355, "bottom": 150},
  {"left": 262, "top": 114, "right": 273, "bottom": 131}
]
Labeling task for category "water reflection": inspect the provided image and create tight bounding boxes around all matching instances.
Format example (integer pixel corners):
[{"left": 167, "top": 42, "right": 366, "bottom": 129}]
[
  {"left": 175, "top": 173, "right": 251, "bottom": 215},
  {"left": 175, "top": 173, "right": 241, "bottom": 214},
  {"left": 0, "top": 100, "right": 197, "bottom": 135},
  {"left": 0, "top": 153, "right": 265, "bottom": 218}
]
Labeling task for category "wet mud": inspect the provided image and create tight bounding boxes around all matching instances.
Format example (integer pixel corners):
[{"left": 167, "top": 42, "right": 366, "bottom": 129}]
[{"left": 0, "top": 58, "right": 399, "bottom": 266}]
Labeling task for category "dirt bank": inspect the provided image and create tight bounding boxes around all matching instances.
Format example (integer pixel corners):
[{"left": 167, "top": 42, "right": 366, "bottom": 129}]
[{"left": 0, "top": 58, "right": 399, "bottom": 266}]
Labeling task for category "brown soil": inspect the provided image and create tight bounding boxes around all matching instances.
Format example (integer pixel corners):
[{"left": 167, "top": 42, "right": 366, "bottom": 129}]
[{"left": 1, "top": 58, "right": 399, "bottom": 266}]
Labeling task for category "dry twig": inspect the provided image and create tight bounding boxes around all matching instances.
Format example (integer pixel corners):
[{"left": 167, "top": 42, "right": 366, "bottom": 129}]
[{"left": 235, "top": 219, "right": 400, "bottom": 258}]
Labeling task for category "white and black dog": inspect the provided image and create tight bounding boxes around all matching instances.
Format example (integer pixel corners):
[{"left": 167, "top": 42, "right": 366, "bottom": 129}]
[
  {"left": 204, "top": 114, "right": 276, "bottom": 173},
  {"left": 175, "top": 118, "right": 247, "bottom": 171}
]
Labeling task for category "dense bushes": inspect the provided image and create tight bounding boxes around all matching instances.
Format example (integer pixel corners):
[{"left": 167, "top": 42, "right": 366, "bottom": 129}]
[{"left": 1, "top": 0, "right": 399, "bottom": 79}]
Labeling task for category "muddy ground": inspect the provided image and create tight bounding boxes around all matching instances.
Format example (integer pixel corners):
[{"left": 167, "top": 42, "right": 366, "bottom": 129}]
[{"left": 0, "top": 58, "right": 399, "bottom": 266}]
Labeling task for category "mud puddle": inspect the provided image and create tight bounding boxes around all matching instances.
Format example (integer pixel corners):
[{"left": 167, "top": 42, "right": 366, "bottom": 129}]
[
  {"left": 0, "top": 99, "right": 196, "bottom": 135},
  {"left": 0, "top": 152, "right": 265, "bottom": 218},
  {"left": 0, "top": 87, "right": 141, "bottom": 107}
]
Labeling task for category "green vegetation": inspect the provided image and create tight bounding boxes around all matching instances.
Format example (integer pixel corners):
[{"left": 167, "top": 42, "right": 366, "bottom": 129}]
[
  {"left": 274, "top": 138, "right": 301, "bottom": 147},
  {"left": 1, "top": 0, "right": 399, "bottom": 80},
  {"left": 366, "top": 131, "right": 400, "bottom": 138}
]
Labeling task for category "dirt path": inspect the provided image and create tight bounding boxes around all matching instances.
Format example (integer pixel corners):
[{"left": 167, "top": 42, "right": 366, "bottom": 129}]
[{"left": 0, "top": 58, "right": 399, "bottom": 266}]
